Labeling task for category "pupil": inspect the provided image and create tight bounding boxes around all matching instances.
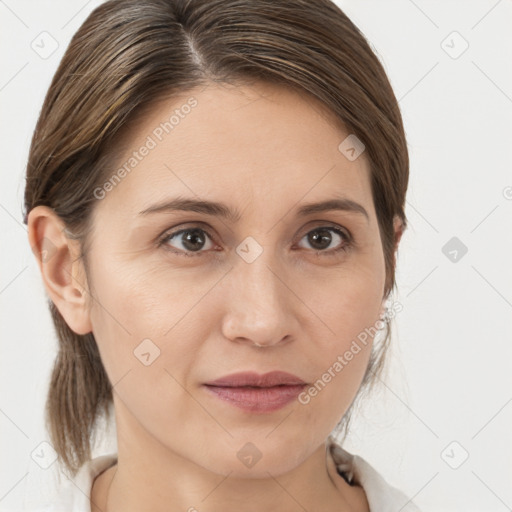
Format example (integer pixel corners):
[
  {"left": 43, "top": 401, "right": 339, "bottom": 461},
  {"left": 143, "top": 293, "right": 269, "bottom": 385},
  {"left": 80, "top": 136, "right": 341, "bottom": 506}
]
[
  {"left": 179, "top": 229, "right": 333, "bottom": 252},
  {"left": 183, "top": 229, "right": 205, "bottom": 251},
  {"left": 309, "top": 229, "right": 331, "bottom": 249}
]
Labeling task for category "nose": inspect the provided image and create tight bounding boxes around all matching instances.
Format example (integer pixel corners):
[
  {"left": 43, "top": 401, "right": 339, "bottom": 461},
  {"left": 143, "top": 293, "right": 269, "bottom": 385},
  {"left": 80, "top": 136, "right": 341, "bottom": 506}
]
[{"left": 220, "top": 254, "right": 297, "bottom": 349}]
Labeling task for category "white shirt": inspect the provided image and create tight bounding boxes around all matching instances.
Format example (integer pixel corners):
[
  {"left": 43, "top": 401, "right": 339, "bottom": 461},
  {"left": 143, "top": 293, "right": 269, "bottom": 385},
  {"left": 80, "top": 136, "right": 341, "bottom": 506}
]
[{"left": 22, "top": 436, "right": 422, "bottom": 511}]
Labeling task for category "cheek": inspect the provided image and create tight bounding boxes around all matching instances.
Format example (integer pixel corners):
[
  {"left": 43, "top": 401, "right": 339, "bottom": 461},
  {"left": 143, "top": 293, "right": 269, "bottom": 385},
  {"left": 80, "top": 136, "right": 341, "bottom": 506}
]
[
  {"left": 295, "top": 256, "right": 384, "bottom": 411},
  {"left": 89, "top": 254, "right": 184, "bottom": 335},
  {"left": 296, "top": 343, "right": 372, "bottom": 443},
  {"left": 87, "top": 255, "right": 213, "bottom": 388},
  {"left": 295, "top": 290, "right": 379, "bottom": 434},
  {"left": 298, "top": 251, "right": 385, "bottom": 343},
  {"left": 86, "top": 260, "right": 166, "bottom": 379},
  {"left": 86, "top": 261, "right": 203, "bottom": 431}
]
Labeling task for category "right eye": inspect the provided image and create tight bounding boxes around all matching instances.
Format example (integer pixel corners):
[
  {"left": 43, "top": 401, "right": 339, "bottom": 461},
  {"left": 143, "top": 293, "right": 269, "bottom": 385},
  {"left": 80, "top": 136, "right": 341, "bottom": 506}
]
[{"left": 158, "top": 227, "right": 216, "bottom": 257}]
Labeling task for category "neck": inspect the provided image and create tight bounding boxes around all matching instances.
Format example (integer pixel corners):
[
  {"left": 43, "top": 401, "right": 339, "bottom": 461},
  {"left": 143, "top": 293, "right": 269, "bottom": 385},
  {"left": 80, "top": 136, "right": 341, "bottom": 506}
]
[{"left": 91, "top": 400, "right": 367, "bottom": 512}]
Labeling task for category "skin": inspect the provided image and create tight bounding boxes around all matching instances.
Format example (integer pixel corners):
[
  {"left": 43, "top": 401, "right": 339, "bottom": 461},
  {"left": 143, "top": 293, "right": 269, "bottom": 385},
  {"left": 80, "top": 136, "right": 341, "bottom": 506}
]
[{"left": 28, "top": 80, "right": 403, "bottom": 512}]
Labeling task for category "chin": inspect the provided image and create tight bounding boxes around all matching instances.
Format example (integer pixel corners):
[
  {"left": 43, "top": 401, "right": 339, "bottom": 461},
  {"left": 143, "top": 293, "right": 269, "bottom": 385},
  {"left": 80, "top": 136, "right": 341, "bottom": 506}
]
[{"left": 192, "top": 437, "right": 312, "bottom": 479}]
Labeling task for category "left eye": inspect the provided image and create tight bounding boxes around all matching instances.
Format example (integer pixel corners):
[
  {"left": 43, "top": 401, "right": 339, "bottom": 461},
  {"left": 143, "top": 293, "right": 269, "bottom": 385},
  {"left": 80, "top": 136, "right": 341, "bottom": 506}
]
[{"left": 296, "top": 227, "right": 350, "bottom": 253}]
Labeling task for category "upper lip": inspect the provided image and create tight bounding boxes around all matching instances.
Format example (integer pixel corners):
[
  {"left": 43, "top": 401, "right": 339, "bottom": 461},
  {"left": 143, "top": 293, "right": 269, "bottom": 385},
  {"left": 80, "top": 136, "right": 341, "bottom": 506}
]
[{"left": 205, "top": 371, "right": 306, "bottom": 388}]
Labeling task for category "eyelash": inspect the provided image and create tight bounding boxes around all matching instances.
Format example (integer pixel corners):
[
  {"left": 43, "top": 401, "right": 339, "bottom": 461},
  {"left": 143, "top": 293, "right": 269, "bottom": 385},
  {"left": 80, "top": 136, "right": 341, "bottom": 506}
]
[{"left": 157, "top": 224, "right": 353, "bottom": 258}]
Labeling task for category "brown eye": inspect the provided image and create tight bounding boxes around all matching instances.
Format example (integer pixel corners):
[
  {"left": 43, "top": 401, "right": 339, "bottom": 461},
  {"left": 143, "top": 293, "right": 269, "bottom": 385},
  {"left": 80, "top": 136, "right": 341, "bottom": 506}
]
[
  {"left": 297, "top": 226, "right": 351, "bottom": 254},
  {"left": 159, "top": 228, "right": 214, "bottom": 256}
]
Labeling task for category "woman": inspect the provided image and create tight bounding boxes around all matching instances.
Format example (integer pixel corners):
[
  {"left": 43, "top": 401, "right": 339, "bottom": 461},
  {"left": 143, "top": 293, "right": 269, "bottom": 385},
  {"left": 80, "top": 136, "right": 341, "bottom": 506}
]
[{"left": 24, "top": 0, "right": 420, "bottom": 510}]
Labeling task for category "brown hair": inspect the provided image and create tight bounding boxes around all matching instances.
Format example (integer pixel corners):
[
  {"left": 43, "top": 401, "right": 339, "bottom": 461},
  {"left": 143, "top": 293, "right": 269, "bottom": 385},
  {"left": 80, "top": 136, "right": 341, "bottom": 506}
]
[{"left": 23, "top": 0, "right": 409, "bottom": 477}]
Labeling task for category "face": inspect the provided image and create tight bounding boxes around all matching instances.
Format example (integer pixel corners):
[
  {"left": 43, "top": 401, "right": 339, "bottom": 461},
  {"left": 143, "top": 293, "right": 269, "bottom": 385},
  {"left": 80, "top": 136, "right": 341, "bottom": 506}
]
[{"left": 80, "top": 81, "right": 390, "bottom": 477}]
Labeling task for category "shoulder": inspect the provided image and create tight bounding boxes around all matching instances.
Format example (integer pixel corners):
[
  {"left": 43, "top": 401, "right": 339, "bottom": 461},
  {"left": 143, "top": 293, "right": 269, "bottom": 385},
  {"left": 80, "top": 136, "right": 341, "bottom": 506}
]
[
  {"left": 327, "top": 435, "right": 423, "bottom": 512},
  {"left": 23, "top": 453, "right": 118, "bottom": 512}
]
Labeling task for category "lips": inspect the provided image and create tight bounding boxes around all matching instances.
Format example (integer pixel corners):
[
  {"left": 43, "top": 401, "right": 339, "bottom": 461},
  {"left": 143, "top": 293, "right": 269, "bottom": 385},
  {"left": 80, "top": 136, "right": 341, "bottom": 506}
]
[
  {"left": 205, "top": 371, "right": 306, "bottom": 388},
  {"left": 203, "top": 371, "right": 307, "bottom": 413}
]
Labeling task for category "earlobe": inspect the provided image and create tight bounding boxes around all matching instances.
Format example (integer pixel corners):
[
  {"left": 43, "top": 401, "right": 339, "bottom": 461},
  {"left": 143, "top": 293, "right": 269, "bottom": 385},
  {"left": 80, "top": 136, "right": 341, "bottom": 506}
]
[
  {"left": 392, "top": 215, "right": 404, "bottom": 267},
  {"left": 393, "top": 215, "right": 404, "bottom": 249},
  {"left": 27, "top": 206, "right": 93, "bottom": 335},
  {"left": 383, "top": 215, "right": 405, "bottom": 302}
]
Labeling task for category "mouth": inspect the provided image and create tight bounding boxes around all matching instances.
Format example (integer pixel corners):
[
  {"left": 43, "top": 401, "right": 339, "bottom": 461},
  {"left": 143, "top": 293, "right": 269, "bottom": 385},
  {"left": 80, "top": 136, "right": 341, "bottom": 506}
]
[
  {"left": 203, "top": 371, "right": 308, "bottom": 413},
  {"left": 205, "top": 370, "right": 306, "bottom": 388}
]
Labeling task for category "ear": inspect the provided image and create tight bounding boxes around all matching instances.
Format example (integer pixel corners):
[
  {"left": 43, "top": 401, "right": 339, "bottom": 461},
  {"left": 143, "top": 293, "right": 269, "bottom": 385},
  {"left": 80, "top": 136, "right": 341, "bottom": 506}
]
[
  {"left": 380, "top": 214, "right": 405, "bottom": 313},
  {"left": 392, "top": 214, "right": 404, "bottom": 265},
  {"left": 27, "top": 206, "right": 93, "bottom": 335}
]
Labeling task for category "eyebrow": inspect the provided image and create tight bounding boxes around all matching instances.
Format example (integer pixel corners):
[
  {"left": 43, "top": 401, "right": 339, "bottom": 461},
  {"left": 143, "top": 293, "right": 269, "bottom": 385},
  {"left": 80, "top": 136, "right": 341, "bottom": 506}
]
[{"left": 138, "top": 196, "right": 369, "bottom": 223}]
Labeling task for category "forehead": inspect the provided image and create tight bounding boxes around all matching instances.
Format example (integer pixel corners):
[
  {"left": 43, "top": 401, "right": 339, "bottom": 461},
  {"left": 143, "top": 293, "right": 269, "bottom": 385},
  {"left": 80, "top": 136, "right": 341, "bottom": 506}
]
[{"left": 93, "top": 81, "right": 372, "bottom": 221}]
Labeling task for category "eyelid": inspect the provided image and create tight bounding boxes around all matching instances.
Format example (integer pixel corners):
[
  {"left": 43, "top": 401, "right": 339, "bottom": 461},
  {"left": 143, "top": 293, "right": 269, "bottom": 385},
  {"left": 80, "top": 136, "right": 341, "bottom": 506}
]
[
  {"left": 298, "top": 221, "right": 351, "bottom": 240},
  {"left": 158, "top": 220, "right": 354, "bottom": 256},
  {"left": 157, "top": 223, "right": 218, "bottom": 249},
  {"left": 293, "top": 223, "right": 353, "bottom": 253}
]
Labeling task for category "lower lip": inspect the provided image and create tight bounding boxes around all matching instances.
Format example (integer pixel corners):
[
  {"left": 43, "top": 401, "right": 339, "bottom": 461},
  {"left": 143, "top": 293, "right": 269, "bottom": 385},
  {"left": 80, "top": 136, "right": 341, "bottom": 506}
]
[{"left": 203, "top": 384, "right": 306, "bottom": 413}]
